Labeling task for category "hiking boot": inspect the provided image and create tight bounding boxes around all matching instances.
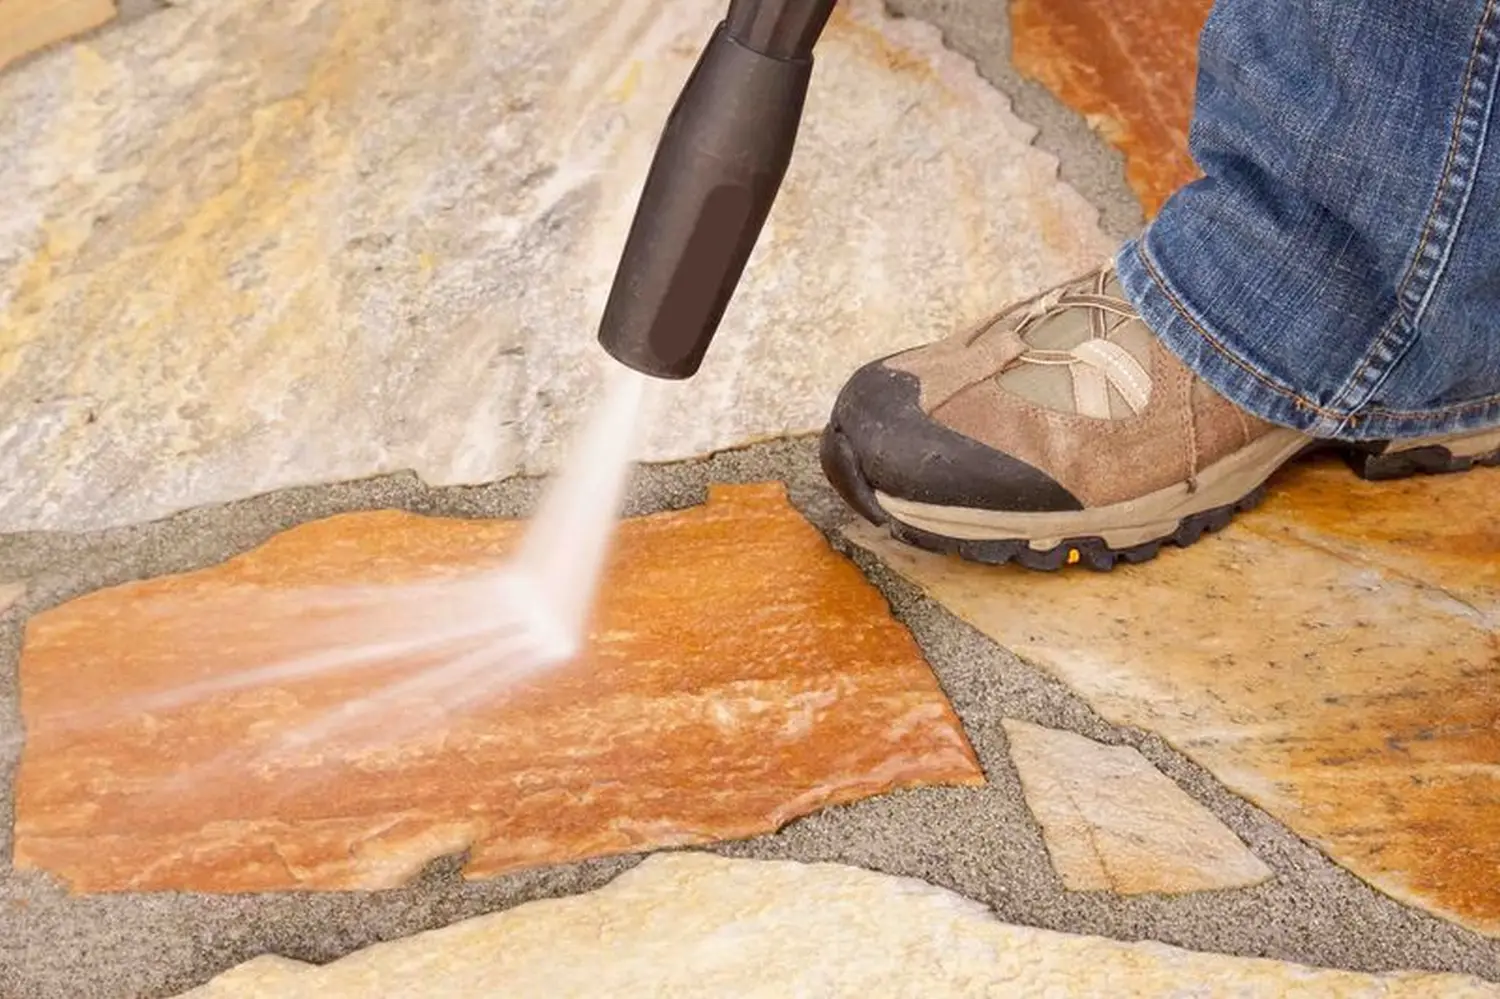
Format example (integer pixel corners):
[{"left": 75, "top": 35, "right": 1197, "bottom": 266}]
[{"left": 820, "top": 264, "right": 1500, "bottom": 571}]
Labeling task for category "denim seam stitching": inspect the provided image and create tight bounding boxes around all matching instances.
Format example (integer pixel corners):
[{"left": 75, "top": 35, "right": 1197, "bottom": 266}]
[
  {"left": 1363, "top": 390, "right": 1500, "bottom": 419},
  {"left": 1326, "top": 0, "right": 1498, "bottom": 419},
  {"left": 1136, "top": 240, "right": 1500, "bottom": 427},
  {"left": 1328, "top": 314, "right": 1410, "bottom": 427},
  {"left": 1407, "top": 0, "right": 1499, "bottom": 325},
  {"left": 1398, "top": 0, "right": 1498, "bottom": 323}
]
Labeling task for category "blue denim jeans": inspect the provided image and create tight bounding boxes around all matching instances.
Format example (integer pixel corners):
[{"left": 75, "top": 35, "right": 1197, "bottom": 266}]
[{"left": 1115, "top": 0, "right": 1500, "bottom": 441}]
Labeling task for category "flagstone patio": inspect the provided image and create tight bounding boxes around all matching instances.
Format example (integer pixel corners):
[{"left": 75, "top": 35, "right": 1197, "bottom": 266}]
[{"left": 1, "top": 1, "right": 1496, "bottom": 997}]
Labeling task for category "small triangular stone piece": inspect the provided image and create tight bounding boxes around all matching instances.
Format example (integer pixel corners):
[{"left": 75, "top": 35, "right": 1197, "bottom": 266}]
[{"left": 1002, "top": 719, "right": 1271, "bottom": 894}]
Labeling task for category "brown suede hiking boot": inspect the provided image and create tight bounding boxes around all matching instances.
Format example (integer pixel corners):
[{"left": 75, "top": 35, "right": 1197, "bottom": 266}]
[{"left": 820, "top": 265, "right": 1500, "bottom": 570}]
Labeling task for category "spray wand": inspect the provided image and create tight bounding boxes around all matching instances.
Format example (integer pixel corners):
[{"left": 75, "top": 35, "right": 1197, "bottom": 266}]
[
  {"left": 597, "top": 0, "right": 837, "bottom": 379},
  {"left": 142, "top": 2, "right": 845, "bottom": 758}
]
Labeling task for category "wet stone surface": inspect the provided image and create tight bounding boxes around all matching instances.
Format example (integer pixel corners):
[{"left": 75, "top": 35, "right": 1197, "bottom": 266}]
[
  {"left": 3, "top": 439, "right": 1498, "bottom": 998},
  {"left": 3, "top": 1, "right": 1498, "bottom": 996},
  {"left": 13, "top": 484, "right": 980, "bottom": 895}
]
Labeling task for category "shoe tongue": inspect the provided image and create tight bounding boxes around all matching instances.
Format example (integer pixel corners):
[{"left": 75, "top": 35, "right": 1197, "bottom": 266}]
[
  {"left": 1020, "top": 272, "right": 1118, "bottom": 350},
  {"left": 992, "top": 271, "right": 1158, "bottom": 419},
  {"left": 1022, "top": 302, "right": 1094, "bottom": 352}
]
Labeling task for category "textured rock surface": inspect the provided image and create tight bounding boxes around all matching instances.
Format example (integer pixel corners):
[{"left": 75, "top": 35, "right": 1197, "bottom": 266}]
[
  {"left": 0, "top": 0, "right": 1112, "bottom": 534},
  {"left": 177, "top": 852, "right": 1499, "bottom": 998},
  {"left": 1011, "top": 0, "right": 1212, "bottom": 215},
  {"left": 14, "top": 482, "right": 983, "bottom": 893},
  {"left": 1002, "top": 719, "right": 1271, "bottom": 894},
  {"left": 848, "top": 459, "right": 1500, "bottom": 937},
  {"left": 1250, "top": 453, "right": 1499, "bottom": 609},
  {"left": 6, "top": 439, "right": 1500, "bottom": 998},
  {"left": 0, "top": 0, "right": 114, "bottom": 71}
]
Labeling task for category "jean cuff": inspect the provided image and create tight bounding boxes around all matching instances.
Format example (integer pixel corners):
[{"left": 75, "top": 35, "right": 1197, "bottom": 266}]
[{"left": 1117, "top": 236, "right": 1373, "bottom": 441}]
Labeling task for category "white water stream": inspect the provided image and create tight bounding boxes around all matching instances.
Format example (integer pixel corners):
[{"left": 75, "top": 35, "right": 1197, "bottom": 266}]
[
  {"left": 58, "top": 362, "right": 657, "bottom": 770},
  {"left": 268, "top": 361, "right": 657, "bottom": 755}
]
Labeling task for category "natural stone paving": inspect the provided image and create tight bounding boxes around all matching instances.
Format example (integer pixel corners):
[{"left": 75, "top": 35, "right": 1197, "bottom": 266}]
[
  {"left": 14, "top": 483, "right": 980, "bottom": 894},
  {"left": 849, "top": 457, "right": 1500, "bottom": 939},
  {"left": 1249, "top": 451, "right": 1499, "bottom": 611},
  {"left": 1001, "top": 718, "right": 1271, "bottom": 894},
  {"left": 1011, "top": 0, "right": 1213, "bottom": 215},
  {"left": 3, "top": 1, "right": 1498, "bottom": 996},
  {"left": 4, "top": 439, "right": 1498, "bottom": 997},
  {"left": 179, "top": 853, "right": 1499, "bottom": 998},
  {"left": 0, "top": 0, "right": 1110, "bottom": 534}
]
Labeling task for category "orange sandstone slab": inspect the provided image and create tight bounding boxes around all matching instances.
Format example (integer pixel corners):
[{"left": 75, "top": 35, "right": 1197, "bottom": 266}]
[
  {"left": 850, "top": 460, "right": 1500, "bottom": 937},
  {"left": 15, "top": 483, "right": 983, "bottom": 895},
  {"left": 1012, "top": 0, "right": 1213, "bottom": 216}
]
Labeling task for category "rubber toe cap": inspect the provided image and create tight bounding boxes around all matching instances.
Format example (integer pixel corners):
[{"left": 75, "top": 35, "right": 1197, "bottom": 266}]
[{"left": 826, "top": 361, "right": 1083, "bottom": 514}]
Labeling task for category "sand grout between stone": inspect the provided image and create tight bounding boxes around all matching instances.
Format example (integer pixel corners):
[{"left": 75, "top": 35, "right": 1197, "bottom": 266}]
[{"left": 1, "top": 436, "right": 1498, "bottom": 998}]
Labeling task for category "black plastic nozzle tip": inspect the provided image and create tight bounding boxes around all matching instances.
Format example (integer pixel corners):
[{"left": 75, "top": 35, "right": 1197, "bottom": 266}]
[{"left": 596, "top": 21, "right": 818, "bottom": 380}]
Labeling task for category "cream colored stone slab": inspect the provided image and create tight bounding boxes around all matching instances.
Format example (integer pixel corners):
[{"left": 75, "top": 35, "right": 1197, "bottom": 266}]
[
  {"left": 845, "top": 496, "right": 1500, "bottom": 938},
  {"left": 0, "top": 0, "right": 1112, "bottom": 533},
  {"left": 177, "top": 852, "right": 1497, "bottom": 998},
  {"left": 1003, "top": 719, "right": 1271, "bottom": 894}
]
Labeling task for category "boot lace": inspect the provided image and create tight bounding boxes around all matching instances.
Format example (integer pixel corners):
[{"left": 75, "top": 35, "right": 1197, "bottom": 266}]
[{"left": 964, "top": 263, "right": 1137, "bottom": 358}]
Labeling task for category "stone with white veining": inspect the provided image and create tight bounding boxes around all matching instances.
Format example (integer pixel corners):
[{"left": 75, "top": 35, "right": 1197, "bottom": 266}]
[
  {"left": 14, "top": 484, "right": 982, "bottom": 894},
  {"left": 0, "top": 0, "right": 1112, "bottom": 533}
]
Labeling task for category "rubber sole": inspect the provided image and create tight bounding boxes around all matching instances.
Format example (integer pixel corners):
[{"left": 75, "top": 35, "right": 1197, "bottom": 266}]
[{"left": 820, "top": 424, "right": 1500, "bottom": 572}]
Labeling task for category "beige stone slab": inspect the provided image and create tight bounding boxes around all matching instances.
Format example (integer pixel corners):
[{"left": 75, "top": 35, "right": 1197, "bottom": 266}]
[
  {"left": 845, "top": 460, "right": 1500, "bottom": 937},
  {"left": 1249, "top": 459, "right": 1499, "bottom": 614},
  {"left": 1002, "top": 718, "right": 1271, "bottom": 894},
  {"left": 0, "top": 0, "right": 114, "bottom": 72},
  {"left": 0, "top": 0, "right": 1112, "bottom": 533},
  {"left": 176, "top": 852, "right": 1498, "bottom": 998}
]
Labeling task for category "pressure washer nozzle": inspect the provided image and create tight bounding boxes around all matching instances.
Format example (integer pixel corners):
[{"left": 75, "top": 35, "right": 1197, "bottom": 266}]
[{"left": 596, "top": 1, "right": 836, "bottom": 380}]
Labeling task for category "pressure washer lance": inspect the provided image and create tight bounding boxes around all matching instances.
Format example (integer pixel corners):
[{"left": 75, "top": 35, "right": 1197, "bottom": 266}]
[{"left": 596, "top": 0, "right": 837, "bottom": 379}]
